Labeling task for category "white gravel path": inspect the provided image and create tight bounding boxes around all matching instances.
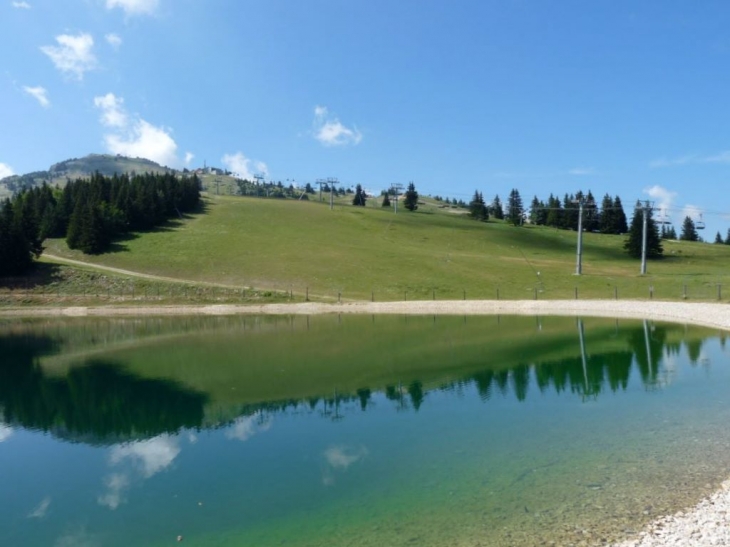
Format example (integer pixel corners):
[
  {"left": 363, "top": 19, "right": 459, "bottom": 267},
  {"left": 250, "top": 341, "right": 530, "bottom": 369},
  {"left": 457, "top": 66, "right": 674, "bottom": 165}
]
[{"left": 3, "top": 298, "right": 730, "bottom": 545}]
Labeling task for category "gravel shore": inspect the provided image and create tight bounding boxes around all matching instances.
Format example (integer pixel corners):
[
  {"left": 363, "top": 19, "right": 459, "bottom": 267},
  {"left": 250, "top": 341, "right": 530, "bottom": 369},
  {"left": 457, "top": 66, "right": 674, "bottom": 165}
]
[{"left": 3, "top": 298, "right": 730, "bottom": 545}]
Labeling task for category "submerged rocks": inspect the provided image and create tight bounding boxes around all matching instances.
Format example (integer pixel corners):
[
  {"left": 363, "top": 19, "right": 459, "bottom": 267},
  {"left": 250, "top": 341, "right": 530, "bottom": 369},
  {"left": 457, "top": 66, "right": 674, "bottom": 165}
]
[{"left": 612, "top": 479, "right": 730, "bottom": 547}]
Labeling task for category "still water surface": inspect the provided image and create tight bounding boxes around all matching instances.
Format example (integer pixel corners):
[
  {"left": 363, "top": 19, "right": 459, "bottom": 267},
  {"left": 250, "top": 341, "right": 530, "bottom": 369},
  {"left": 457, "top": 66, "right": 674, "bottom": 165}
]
[{"left": 1, "top": 314, "right": 730, "bottom": 546}]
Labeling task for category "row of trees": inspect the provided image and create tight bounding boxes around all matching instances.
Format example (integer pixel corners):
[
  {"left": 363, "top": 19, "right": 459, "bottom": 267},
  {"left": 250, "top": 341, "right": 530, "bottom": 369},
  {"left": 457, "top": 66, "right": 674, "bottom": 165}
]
[
  {"left": 463, "top": 189, "right": 630, "bottom": 233},
  {"left": 0, "top": 171, "right": 201, "bottom": 276}
]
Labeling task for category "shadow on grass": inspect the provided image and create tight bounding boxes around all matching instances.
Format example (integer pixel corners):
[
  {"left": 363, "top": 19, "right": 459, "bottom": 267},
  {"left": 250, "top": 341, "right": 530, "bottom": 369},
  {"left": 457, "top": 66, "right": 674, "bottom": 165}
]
[
  {"left": 0, "top": 262, "right": 65, "bottom": 290},
  {"left": 105, "top": 200, "right": 209, "bottom": 254}
]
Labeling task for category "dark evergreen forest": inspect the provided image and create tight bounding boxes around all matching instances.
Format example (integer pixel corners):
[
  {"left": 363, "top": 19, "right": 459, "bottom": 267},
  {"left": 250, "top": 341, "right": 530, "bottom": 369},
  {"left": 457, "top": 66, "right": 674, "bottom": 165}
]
[{"left": 0, "top": 171, "right": 200, "bottom": 276}]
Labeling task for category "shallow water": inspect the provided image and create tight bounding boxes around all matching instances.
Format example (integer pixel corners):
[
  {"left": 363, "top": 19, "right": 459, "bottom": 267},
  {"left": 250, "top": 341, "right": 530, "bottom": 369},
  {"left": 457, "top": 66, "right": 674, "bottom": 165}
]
[{"left": 1, "top": 315, "right": 729, "bottom": 546}]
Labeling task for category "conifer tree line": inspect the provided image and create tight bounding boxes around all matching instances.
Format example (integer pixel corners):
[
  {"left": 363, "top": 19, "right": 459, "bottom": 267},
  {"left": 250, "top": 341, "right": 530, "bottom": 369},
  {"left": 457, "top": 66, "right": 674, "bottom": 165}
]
[
  {"left": 0, "top": 171, "right": 200, "bottom": 276},
  {"left": 460, "top": 188, "right": 629, "bottom": 234},
  {"left": 528, "top": 191, "right": 629, "bottom": 234}
]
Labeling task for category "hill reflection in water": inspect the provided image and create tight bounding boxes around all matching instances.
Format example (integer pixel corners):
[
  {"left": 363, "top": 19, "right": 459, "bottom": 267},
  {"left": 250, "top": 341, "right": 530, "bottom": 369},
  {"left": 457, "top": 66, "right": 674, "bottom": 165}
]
[{"left": 0, "top": 315, "right": 718, "bottom": 445}]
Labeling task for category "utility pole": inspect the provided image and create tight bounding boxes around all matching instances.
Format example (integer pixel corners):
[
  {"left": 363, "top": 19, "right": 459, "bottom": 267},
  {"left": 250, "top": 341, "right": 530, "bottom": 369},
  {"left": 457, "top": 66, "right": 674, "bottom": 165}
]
[
  {"left": 254, "top": 173, "right": 265, "bottom": 197},
  {"left": 327, "top": 177, "right": 338, "bottom": 210},
  {"left": 316, "top": 179, "right": 326, "bottom": 202},
  {"left": 573, "top": 197, "right": 585, "bottom": 275},
  {"left": 215, "top": 178, "right": 221, "bottom": 196},
  {"left": 641, "top": 200, "right": 650, "bottom": 275},
  {"left": 391, "top": 183, "right": 403, "bottom": 214}
]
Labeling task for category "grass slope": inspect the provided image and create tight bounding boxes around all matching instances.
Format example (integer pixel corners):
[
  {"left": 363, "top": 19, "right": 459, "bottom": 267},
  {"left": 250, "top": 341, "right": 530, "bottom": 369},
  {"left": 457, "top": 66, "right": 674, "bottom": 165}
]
[{"left": 41, "top": 194, "right": 730, "bottom": 302}]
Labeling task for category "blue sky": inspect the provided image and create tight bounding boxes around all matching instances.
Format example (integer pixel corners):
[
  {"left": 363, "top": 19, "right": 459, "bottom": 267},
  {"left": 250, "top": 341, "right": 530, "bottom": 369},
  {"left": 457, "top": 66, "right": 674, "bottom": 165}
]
[{"left": 2, "top": 0, "right": 730, "bottom": 237}]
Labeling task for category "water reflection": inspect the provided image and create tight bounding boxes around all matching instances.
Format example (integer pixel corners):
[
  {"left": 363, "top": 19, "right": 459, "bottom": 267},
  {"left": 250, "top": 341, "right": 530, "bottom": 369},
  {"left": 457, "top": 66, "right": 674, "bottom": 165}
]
[
  {"left": 0, "top": 333, "right": 208, "bottom": 444},
  {"left": 0, "top": 316, "right": 716, "bottom": 447},
  {"left": 98, "top": 434, "right": 182, "bottom": 510},
  {"left": 209, "top": 318, "right": 711, "bottom": 424}
]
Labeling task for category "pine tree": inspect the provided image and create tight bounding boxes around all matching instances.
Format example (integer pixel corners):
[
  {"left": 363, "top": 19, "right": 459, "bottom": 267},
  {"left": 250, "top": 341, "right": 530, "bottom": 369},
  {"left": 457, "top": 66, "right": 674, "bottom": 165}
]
[
  {"left": 584, "top": 190, "right": 599, "bottom": 232},
  {"left": 506, "top": 189, "right": 523, "bottom": 226},
  {"left": 529, "top": 196, "right": 546, "bottom": 225},
  {"left": 352, "top": 184, "right": 367, "bottom": 206},
  {"left": 680, "top": 216, "right": 699, "bottom": 242},
  {"left": 563, "top": 193, "right": 579, "bottom": 230},
  {"left": 490, "top": 195, "right": 504, "bottom": 219},
  {"left": 725, "top": 228, "right": 730, "bottom": 245},
  {"left": 0, "top": 199, "right": 36, "bottom": 276},
  {"left": 403, "top": 182, "right": 418, "bottom": 211},
  {"left": 381, "top": 192, "right": 391, "bottom": 207},
  {"left": 714, "top": 231, "right": 724, "bottom": 244},
  {"left": 613, "top": 196, "right": 628, "bottom": 234},
  {"left": 600, "top": 194, "right": 615, "bottom": 234},
  {"left": 468, "top": 190, "right": 488, "bottom": 221},
  {"left": 624, "top": 201, "right": 663, "bottom": 258},
  {"left": 545, "top": 194, "right": 562, "bottom": 228}
]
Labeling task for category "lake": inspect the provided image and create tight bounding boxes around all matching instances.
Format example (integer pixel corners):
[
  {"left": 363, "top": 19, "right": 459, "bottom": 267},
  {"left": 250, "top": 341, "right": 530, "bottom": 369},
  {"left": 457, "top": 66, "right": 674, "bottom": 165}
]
[{"left": 1, "top": 314, "right": 729, "bottom": 546}]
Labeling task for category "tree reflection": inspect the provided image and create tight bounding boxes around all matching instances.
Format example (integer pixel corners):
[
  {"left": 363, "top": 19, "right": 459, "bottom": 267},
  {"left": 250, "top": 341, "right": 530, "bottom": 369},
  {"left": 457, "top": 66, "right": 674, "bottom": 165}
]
[
  {"left": 0, "top": 318, "right": 714, "bottom": 436},
  {"left": 207, "top": 319, "right": 712, "bottom": 424},
  {"left": 0, "top": 333, "right": 208, "bottom": 445}
]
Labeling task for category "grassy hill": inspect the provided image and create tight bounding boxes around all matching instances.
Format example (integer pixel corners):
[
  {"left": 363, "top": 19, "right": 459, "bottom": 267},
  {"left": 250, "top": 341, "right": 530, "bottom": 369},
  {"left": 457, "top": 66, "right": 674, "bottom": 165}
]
[{"left": 40, "top": 193, "right": 730, "bottom": 302}]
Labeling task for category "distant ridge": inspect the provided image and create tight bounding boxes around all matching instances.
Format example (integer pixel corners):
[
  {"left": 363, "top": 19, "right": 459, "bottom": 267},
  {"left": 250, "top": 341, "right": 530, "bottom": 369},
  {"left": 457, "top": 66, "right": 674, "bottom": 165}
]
[{"left": 0, "top": 154, "right": 175, "bottom": 199}]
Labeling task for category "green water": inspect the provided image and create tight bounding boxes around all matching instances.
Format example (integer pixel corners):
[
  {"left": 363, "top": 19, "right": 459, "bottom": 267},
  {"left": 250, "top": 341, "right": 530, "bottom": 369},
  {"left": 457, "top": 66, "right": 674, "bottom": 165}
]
[{"left": 1, "top": 314, "right": 729, "bottom": 546}]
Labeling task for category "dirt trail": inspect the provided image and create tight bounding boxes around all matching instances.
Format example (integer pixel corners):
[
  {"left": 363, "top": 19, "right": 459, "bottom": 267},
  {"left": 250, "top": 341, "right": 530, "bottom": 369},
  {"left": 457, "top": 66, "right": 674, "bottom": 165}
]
[{"left": 42, "top": 253, "right": 242, "bottom": 289}]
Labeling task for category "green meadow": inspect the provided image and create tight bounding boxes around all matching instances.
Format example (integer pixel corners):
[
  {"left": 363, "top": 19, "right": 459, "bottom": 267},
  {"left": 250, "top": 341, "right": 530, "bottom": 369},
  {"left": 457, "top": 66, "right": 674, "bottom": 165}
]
[{"left": 38, "top": 193, "right": 730, "bottom": 302}]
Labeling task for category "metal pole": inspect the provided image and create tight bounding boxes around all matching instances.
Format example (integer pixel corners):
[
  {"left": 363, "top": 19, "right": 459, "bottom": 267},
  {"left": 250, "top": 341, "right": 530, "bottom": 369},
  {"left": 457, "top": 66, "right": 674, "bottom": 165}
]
[
  {"left": 576, "top": 199, "right": 584, "bottom": 275},
  {"left": 641, "top": 201, "right": 648, "bottom": 275},
  {"left": 643, "top": 320, "right": 653, "bottom": 378},
  {"left": 578, "top": 319, "right": 588, "bottom": 391}
]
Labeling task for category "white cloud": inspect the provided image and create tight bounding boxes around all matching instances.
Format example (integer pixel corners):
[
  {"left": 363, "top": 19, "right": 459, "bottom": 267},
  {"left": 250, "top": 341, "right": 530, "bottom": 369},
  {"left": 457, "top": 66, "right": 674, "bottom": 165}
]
[
  {"left": 703, "top": 150, "right": 730, "bottom": 164},
  {"left": 27, "top": 496, "right": 51, "bottom": 519},
  {"left": 649, "top": 155, "right": 696, "bottom": 168},
  {"left": 105, "top": 33, "right": 122, "bottom": 50},
  {"left": 644, "top": 185, "right": 677, "bottom": 221},
  {"left": 12, "top": 1, "right": 31, "bottom": 8},
  {"left": 99, "top": 435, "right": 180, "bottom": 510},
  {"left": 97, "top": 473, "right": 129, "bottom": 510},
  {"left": 321, "top": 445, "right": 368, "bottom": 486},
  {"left": 0, "top": 163, "right": 14, "bottom": 180},
  {"left": 104, "top": 120, "right": 178, "bottom": 167},
  {"left": 94, "top": 93, "right": 127, "bottom": 128},
  {"left": 54, "top": 526, "right": 98, "bottom": 547},
  {"left": 568, "top": 167, "right": 595, "bottom": 176},
  {"left": 23, "top": 86, "right": 50, "bottom": 108},
  {"left": 650, "top": 150, "right": 730, "bottom": 168},
  {"left": 94, "top": 92, "right": 179, "bottom": 167},
  {"left": 225, "top": 414, "right": 272, "bottom": 442},
  {"left": 106, "top": 0, "right": 159, "bottom": 16},
  {"left": 184, "top": 152, "right": 194, "bottom": 166},
  {"left": 312, "top": 105, "right": 362, "bottom": 147},
  {"left": 109, "top": 435, "right": 180, "bottom": 478},
  {"left": 323, "top": 445, "right": 368, "bottom": 470},
  {"left": 0, "top": 423, "right": 13, "bottom": 442},
  {"left": 221, "top": 152, "right": 268, "bottom": 181},
  {"left": 40, "top": 33, "right": 97, "bottom": 80}
]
